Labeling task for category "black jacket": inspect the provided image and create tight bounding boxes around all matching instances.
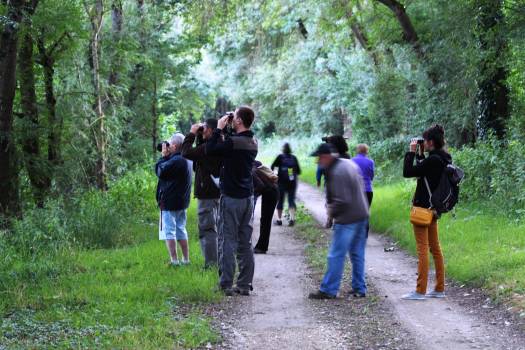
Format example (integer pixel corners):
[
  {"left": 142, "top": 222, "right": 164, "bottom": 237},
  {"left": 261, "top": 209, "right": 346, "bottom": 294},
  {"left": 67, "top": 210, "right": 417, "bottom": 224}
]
[
  {"left": 180, "top": 133, "right": 221, "bottom": 200},
  {"left": 271, "top": 154, "right": 301, "bottom": 184},
  {"left": 206, "top": 129, "right": 258, "bottom": 199},
  {"left": 155, "top": 152, "right": 192, "bottom": 211},
  {"left": 403, "top": 149, "right": 452, "bottom": 209}
]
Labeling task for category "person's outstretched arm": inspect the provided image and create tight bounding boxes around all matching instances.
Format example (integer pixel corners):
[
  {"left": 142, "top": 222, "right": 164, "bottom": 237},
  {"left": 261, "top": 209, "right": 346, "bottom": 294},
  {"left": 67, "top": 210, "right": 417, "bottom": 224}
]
[
  {"left": 181, "top": 133, "right": 205, "bottom": 161},
  {"left": 206, "top": 129, "right": 233, "bottom": 156}
]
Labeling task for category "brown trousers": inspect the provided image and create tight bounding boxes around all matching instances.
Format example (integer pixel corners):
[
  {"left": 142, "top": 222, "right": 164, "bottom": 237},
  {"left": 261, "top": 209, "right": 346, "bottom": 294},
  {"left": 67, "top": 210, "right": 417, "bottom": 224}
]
[{"left": 413, "top": 219, "right": 445, "bottom": 294}]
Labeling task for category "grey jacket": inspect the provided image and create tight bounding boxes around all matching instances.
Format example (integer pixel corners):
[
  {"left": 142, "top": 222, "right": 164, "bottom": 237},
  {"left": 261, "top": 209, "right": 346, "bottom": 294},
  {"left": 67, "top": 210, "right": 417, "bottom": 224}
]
[{"left": 326, "top": 158, "right": 369, "bottom": 224}]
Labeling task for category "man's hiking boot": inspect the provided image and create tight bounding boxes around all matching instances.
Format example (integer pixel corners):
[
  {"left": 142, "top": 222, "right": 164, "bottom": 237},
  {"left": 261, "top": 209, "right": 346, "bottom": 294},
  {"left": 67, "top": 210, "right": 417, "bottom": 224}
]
[
  {"left": 401, "top": 291, "right": 426, "bottom": 300},
  {"left": 233, "top": 287, "right": 250, "bottom": 296},
  {"left": 308, "top": 290, "right": 336, "bottom": 300},
  {"left": 221, "top": 287, "right": 234, "bottom": 296},
  {"left": 275, "top": 219, "right": 283, "bottom": 226},
  {"left": 288, "top": 220, "right": 295, "bottom": 227},
  {"left": 425, "top": 290, "right": 446, "bottom": 298},
  {"left": 349, "top": 289, "right": 366, "bottom": 298},
  {"left": 253, "top": 248, "right": 266, "bottom": 254}
]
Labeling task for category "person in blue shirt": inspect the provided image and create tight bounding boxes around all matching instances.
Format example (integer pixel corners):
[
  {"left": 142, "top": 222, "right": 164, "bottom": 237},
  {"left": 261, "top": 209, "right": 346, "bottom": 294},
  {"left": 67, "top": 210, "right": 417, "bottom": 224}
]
[
  {"left": 155, "top": 133, "right": 192, "bottom": 266},
  {"left": 352, "top": 144, "right": 375, "bottom": 234}
]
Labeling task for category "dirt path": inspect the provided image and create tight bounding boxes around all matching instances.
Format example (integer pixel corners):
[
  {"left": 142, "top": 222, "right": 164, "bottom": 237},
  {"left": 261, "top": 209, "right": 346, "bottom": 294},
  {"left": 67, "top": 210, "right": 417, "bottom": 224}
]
[
  {"left": 213, "top": 201, "right": 418, "bottom": 349},
  {"left": 296, "top": 181, "right": 525, "bottom": 350}
]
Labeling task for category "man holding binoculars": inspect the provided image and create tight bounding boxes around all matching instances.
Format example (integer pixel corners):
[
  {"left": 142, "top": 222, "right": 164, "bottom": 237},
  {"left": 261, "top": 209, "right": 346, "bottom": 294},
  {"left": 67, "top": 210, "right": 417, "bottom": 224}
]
[
  {"left": 181, "top": 119, "right": 222, "bottom": 269},
  {"left": 206, "top": 106, "right": 258, "bottom": 296}
]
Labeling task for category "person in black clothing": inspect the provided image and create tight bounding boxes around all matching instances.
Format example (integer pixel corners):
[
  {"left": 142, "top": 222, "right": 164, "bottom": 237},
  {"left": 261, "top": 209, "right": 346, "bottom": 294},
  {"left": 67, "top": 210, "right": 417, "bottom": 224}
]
[
  {"left": 206, "top": 106, "right": 258, "bottom": 296},
  {"left": 155, "top": 133, "right": 192, "bottom": 266},
  {"left": 181, "top": 119, "right": 222, "bottom": 268},
  {"left": 271, "top": 143, "right": 301, "bottom": 226},
  {"left": 402, "top": 124, "right": 451, "bottom": 300},
  {"left": 252, "top": 161, "right": 279, "bottom": 254}
]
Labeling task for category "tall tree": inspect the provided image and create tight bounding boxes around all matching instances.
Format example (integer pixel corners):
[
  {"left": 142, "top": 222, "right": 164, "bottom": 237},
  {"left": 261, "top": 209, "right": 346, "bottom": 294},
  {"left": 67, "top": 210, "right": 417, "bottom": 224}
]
[
  {"left": 476, "top": 0, "right": 510, "bottom": 138},
  {"left": 18, "top": 0, "right": 51, "bottom": 207},
  {"left": 0, "top": 0, "right": 33, "bottom": 220},
  {"left": 85, "top": 0, "right": 108, "bottom": 190}
]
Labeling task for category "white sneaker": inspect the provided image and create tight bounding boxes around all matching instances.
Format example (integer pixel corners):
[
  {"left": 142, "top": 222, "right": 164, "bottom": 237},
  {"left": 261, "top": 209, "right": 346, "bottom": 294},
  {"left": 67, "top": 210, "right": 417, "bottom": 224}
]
[
  {"left": 401, "top": 291, "right": 426, "bottom": 300},
  {"left": 426, "top": 290, "right": 446, "bottom": 298},
  {"left": 181, "top": 260, "right": 190, "bottom": 266},
  {"left": 170, "top": 260, "right": 181, "bottom": 267}
]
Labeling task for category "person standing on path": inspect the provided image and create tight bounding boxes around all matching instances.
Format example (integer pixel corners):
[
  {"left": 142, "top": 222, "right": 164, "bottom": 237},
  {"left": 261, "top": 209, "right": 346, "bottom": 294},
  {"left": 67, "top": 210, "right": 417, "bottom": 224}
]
[
  {"left": 316, "top": 135, "right": 350, "bottom": 188},
  {"left": 206, "top": 106, "right": 258, "bottom": 296},
  {"left": 402, "top": 125, "right": 450, "bottom": 300},
  {"left": 271, "top": 143, "right": 301, "bottom": 226},
  {"left": 181, "top": 119, "right": 222, "bottom": 269},
  {"left": 352, "top": 144, "right": 375, "bottom": 233},
  {"left": 252, "top": 160, "right": 279, "bottom": 254},
  {"left": 308, "top": 143, "right": 370, "bottom": 299},
  {"left": 155, "top": 133, "right": 192, "bottom": 266}
]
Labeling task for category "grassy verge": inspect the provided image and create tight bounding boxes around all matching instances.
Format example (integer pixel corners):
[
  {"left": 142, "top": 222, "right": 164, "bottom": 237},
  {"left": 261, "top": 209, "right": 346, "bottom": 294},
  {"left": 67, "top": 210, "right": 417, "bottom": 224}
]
[{"left": 1, "top": 173, "right": 221, "bottom": 349}]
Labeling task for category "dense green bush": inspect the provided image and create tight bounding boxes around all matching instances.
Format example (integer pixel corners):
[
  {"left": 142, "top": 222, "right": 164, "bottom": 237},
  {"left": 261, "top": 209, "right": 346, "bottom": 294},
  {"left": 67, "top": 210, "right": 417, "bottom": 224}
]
[{"left": 454, "top": 138, "right": 525, "bottom": 215}]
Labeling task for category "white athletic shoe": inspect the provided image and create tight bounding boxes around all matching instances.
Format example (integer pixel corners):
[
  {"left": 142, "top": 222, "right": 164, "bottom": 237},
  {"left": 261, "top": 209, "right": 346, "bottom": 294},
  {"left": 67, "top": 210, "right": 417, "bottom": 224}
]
[
  {"left": 425, "top": 290, "right": 446, "bottom": 298},
  {"left": 401, "top": 291, "right": 426, "bottom": 300},
  {"left": 170, "top": 260, "right": 181, "bottom": 267}
]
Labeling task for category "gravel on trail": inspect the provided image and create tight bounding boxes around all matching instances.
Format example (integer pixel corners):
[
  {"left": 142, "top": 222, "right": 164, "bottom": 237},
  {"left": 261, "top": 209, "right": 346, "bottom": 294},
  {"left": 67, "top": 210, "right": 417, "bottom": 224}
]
[
  {"left": 296, "top": 181, "right": 525, "bottom": 350},
  {"left": 209, "top": 201, "right": 418, "bottom": 350}
]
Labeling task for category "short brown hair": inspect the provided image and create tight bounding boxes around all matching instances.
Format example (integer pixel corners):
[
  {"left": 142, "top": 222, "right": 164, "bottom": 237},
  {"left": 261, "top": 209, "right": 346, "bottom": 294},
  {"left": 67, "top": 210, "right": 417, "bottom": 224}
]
[
  {"left": 236, "top": 106, "right": 255, "bottom": 128},
  {"left": 356, "top": 143, "right": 369, "bottom": 155}
]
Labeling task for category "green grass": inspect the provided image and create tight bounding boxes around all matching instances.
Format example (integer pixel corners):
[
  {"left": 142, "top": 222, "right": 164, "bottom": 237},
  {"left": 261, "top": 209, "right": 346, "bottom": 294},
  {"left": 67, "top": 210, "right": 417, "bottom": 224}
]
[
  {"left": 371, "top": 181, "right": 525, "bottom": 305},
  {"left": 1, "top": 200, "right": 222, "bottom": 349}
]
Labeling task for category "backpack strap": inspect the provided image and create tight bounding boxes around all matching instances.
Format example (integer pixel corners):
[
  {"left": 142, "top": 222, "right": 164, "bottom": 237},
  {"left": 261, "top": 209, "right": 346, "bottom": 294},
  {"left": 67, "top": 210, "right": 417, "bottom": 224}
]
[{"left": 423, "top": 177, "right": 433, "bottom": 209}]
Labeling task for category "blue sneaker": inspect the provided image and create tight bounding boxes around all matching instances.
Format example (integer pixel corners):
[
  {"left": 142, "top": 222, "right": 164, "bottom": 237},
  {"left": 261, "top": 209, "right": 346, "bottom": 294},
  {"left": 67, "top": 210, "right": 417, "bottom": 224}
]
[
  {"left": 426, "top": 290, "right": 446, "bottom": 298},
  {"left": 401, "top": 291, "right": 426, "bottom": 300}
]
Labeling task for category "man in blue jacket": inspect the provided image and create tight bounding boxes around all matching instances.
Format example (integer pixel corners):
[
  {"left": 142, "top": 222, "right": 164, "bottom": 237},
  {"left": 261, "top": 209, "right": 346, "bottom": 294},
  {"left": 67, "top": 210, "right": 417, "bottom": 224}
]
[{"left": 155, "top": 133, "right": 192, "bottom": 266}]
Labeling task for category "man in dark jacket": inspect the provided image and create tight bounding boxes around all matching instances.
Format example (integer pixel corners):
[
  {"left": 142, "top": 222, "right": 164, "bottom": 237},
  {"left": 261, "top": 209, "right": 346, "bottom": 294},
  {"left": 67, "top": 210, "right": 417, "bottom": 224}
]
[
  {"left": 181, "top": 119, "right": 221, "bottom": 268},
  {"left": 206, "top": 106, "right": 258, "bottom": 296},
  {"left": 155, "top": 133, "right": 192, "bottom": 266}
]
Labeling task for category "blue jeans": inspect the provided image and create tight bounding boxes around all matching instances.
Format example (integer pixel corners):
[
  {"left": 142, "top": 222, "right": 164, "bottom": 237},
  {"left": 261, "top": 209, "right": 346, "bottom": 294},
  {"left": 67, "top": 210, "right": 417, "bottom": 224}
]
[{"left": 320, "top": 219, "right": 368, "bottom": 296}]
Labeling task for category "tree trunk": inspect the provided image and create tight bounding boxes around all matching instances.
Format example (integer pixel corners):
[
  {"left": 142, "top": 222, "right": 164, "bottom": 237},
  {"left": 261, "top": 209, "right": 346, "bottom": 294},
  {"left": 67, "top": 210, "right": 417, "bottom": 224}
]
[
  {"left": 36, "top": 30, "right": 71, "bottom": 176},
  {"left": 375, "top": 0, "right": 424, "bottom": 59},
  {"left": 108, "top": 0, "right": 123, "bottom": 87},
  {"left": 86, "top": 0, "right": 107, "bottom": 190},
  {"left": 341, "top": 1, "right": 379, "bottom": 66},
  {"left": 151, "top": 77, "right": 158, "bottom": 154},
  {"left": 0, "top": 0, "right": 26, "bottom": 220},
  {"left": 476, "top": 0, "right": 510, "bottom": 139},
  {"left": 18, "top": 27, "right": 50, "bottom": 207}
]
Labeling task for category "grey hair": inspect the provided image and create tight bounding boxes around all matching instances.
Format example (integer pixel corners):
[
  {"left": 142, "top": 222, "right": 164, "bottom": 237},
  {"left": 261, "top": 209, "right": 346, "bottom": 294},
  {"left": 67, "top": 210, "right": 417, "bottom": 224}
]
[{"left": 169, "top": 133, "right": 185, "bottom": 147}]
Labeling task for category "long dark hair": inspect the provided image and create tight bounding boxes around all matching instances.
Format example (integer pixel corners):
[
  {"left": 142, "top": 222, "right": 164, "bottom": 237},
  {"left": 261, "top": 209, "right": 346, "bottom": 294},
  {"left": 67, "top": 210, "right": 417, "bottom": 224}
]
[
  {"left": 423, "top": 124, "right": 445, "bottom": 149},
  {"left": 283, "top": 143, "right": 292, "bottom": 154}
]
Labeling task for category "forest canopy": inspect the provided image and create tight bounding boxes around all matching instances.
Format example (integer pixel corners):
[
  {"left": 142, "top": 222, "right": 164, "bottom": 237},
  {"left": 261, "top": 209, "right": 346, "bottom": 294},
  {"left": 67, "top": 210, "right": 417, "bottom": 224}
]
[{"left": 1, "top": 0, "right": 524, "bottom": 221}]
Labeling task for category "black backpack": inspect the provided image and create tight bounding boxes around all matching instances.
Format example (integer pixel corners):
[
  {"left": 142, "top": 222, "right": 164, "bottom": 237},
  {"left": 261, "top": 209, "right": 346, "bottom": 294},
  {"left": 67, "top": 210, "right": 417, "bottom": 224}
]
[{"left": 424, "top": 157, "right": 465, "bottom": 215}]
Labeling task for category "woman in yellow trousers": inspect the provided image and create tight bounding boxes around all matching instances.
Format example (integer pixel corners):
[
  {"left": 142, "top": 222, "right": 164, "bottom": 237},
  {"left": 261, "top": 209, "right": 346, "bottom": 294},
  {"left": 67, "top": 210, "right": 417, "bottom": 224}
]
[{"left": 402, "top": 125, "right": 451, "bottom": 300}]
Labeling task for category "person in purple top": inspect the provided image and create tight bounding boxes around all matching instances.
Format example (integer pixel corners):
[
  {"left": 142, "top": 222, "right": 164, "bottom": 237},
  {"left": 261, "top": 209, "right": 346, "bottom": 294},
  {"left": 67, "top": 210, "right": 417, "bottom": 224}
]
[{"left": 352, "top": 144, "right": 375, "bottom": 233}]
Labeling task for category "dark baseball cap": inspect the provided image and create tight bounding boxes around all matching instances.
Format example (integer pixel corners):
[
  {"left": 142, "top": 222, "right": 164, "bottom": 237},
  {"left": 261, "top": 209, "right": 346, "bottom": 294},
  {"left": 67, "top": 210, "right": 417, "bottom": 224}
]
[{"left": 310, "top": 143, "right": 337, "bottom": 156}]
